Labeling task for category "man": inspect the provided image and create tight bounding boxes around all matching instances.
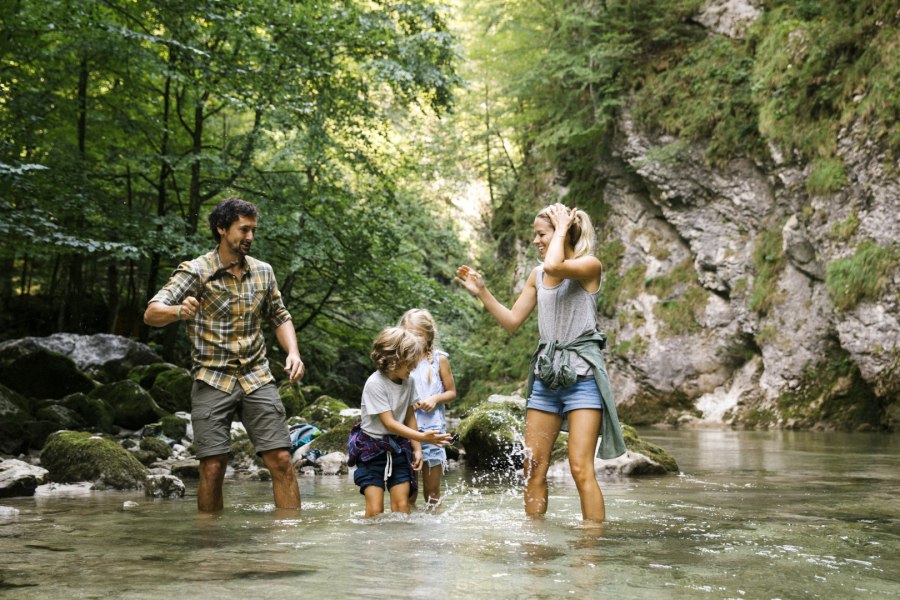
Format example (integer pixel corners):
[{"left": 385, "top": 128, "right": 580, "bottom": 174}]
[{"left": 144, "top": 197, "right": 304, "bottom": 512}]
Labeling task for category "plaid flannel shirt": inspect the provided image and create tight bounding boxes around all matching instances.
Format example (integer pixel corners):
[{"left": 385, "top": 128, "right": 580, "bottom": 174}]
[{"left": 149, "top": 249, "right": 293, "bottom": 394}]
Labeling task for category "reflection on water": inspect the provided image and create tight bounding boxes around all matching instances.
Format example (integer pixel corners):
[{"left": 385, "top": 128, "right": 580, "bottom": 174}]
[{"left": 1, "top": 430, "right": 898, "bottom": 598}]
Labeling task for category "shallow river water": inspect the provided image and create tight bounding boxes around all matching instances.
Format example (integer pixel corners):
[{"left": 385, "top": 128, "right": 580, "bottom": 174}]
[{"left": 1, "top": 429, "right": 898, "bottom": 599}]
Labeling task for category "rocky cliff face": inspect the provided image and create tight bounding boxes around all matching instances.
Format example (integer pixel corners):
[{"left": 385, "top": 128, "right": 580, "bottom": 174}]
[{"left": 576, "top": 1, "right": 899, "bottom": 431}]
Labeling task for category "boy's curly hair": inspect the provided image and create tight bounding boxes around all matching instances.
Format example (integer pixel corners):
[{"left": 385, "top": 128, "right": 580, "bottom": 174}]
[{"left": 371, "top": 327, "right": 425, "bottom": 374}]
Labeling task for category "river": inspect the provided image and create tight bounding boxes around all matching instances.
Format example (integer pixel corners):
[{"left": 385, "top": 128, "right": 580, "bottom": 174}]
[{"left": 1, "top": 429, "right": 897, "bottom": 598}]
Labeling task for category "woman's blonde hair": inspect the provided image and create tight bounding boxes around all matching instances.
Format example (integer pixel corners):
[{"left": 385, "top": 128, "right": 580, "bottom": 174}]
[
  {"left": 398, "top": 308, "right": 436, "bottom": 356},
  {"left": 371, "top": 326, "right": 425, "bottom": 374},
  {"left": 536, "top": 204, "right": 596, "bottom": 258}
]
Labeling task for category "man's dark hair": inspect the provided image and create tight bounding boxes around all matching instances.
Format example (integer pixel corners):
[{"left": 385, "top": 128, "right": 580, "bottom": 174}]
[{"left": 208, "top": 197, "right": 259, "bottom": 242}]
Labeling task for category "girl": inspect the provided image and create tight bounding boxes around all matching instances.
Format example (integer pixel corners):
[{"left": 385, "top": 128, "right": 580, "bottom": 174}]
[
  {"left": 455, "top": 203, "right": 625, "bottom": 524},
  {"left": 398, "top": 309, "right": 457, "bottom": 508},
  {"left": 349, "top": 326, "right": 452, "bottom": 517}
]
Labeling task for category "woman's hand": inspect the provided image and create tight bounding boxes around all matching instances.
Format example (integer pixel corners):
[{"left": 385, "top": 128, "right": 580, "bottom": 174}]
[
  {"left": 455, "top": 265, "right": 485, "bottom": 296},
  {"left": 546, "top": 203, "right": 576, "bottom": 233}
]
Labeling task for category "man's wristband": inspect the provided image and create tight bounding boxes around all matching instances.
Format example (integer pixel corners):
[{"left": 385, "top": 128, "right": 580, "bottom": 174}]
[{"left": 177, "top": 306, "right": 182, "bottom": 321}]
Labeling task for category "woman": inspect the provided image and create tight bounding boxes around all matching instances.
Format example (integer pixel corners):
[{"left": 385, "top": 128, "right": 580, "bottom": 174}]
[{"left": 456, "top": 203, "right": 625, "bottom": 524}]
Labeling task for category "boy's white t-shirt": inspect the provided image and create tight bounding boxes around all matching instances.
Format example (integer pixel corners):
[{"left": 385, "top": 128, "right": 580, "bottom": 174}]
[{"left": 360, "top": 370, "right": 416, "bottom": 438}]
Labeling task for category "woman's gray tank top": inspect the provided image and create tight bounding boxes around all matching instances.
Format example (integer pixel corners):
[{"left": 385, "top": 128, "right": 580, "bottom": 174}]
[{"left": 536, "top": 265, "right": 600, "bottom": 376}]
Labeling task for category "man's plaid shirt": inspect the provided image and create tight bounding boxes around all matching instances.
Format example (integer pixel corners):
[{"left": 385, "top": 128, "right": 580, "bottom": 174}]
[{"left": 149, "top": 249, "right": 293, "bottom": 394}]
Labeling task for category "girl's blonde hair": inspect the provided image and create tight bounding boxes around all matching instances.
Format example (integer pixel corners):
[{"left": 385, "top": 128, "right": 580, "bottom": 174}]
[
  {"left": 536, "top": 205, "right": 596, "bottom": 259},
  {"left": 398, "top": 308, "right": 436, "bottom": 356},
  {"left": 371, "top": 326, "right": 425, "bottom": 374}
]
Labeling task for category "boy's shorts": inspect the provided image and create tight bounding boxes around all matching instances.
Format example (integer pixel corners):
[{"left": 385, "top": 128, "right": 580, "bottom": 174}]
[
  {"left": 353, "top": 450, "right": 413, "bottom": 494},
  {"left": 526, "top": 377, "right": 603, "bottom": 415},
  {"left": 191, "top": 380, "right": 290, "bottom": 459}
]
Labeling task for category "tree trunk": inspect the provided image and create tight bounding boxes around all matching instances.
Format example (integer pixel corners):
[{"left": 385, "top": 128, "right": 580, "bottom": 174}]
[{"left": 187, "top": 93, "right": 209, "bottom": 235}]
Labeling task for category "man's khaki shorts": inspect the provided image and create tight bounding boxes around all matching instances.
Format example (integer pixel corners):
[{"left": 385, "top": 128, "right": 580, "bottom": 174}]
[{"left": 190, "top": 381, "right": 290, "bottom": 459}]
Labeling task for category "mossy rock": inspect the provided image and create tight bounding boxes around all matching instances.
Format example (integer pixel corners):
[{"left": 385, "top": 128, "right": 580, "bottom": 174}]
[
  {"left": 0, "top": 349, "right": 96, "bottom": 400},
  {"left": 35, "top": 402, "right": 87, "bottom": 431},
  {"left": 148, "top": 366, "right": 192, "bottom": 413},
  {"left": 456, "top": 396, "right": 527, "bottom": 469},
  {"left": 159, "top": 414, "right": 189, "bottom": 440},
  {"left": 89, "top": 380, "right": 166, "bottom": 431},
  {"left": 229, "top": 430, "right": 265, "bottom": 468},
  {"left": 621, "top": 424, "right": 679, "bottom": 472},
  {"left": 299, "top": 395, "right": 350, "bottom": 430},
  {"left": 40, "top": 430, "right": 148, "bottom": 489},
  {"left": 127, "top": 362, "right": 180, "bottom": 390},
  {"left": 278, "top": 381, "right": 306, "bottom": 417},
  {"left": 139, "top": 436, "right": 173, "bottom": 460},
  {"left": 55, "top": 392, "right": 114, "bottom": 433},
  {"left": 307, "top": 417, "right": 356, "bottom": 454}
]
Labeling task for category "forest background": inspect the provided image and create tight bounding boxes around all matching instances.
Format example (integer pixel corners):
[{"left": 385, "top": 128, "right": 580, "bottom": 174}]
[{"left": 2, "top": 0, "right": 898, "bottom": 426}]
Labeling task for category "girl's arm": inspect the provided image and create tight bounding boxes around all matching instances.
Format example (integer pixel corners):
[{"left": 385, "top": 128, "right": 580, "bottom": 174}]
[
  {"left": 376, "top": 411, "right": 451, "bottom": 446},
  {"left": 455, "top": 266, "right": 538, "bottom": 333},
  {"left": 415, "top": 354, "right": 457, "bottom": 413}
]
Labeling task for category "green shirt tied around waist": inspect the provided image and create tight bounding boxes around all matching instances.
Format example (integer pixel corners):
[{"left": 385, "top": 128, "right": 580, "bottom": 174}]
[{"left": 526, "top": 330, "right": 626, "bottom": 460}]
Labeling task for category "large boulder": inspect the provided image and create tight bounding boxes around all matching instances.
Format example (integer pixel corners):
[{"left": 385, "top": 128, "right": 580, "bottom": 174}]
[
  {"left": 89, "top": 380, "right": 166, "bottom": 431},
  {"left": 0, "top": 348, "right": 95, "bottom": 400},
  {"left": 457, "top": 394, "right": 679, "bottom": 475},
  {"left": 40, "top": 431, "right": 148, "bottom": 490},
  {"left": 0, "top": 333, "right": 162, "bottom": 384},
  {"left": 0, "top": 384, "right": 32, "bottom": 455},
  {"left": 0, "top": 459, "right": 48, "bottom": 498},
  {"left": 148, "top": 366, "right": 192, "bottom": 413},
  {"left": 456, "top": 395, "right": 528, "bottom": 470}
]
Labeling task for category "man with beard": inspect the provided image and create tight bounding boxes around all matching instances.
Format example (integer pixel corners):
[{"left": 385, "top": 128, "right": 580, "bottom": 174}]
[{"left": 144, "top": 197, "right": 303, "bottom": 512}]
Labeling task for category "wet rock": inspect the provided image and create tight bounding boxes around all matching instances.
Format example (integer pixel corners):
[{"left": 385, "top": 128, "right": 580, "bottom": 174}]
[
  {"left": 0, "top": 459, "right": 49, "bottom": 498},
  {"left": 170, "top": 459, "right": 201, "bottom": 479},
  {"left": 144, "top": 474, "right": 186, "bottom": 499},
  {"left": 89, "top": 380, "right": 166, "bottom": 431},
  {"left": 456, "top": 395, "right": 526, "bottom": 470},
  {"left": 314, "top": 452, "right": 348, "bottom": 475},
  {"left": 40, "top": 431, "right": 148, "bottom": 490}
]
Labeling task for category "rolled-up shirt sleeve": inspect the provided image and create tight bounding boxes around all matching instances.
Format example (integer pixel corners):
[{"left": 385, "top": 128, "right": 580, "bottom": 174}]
[
  {"left": 265, "top": 274, "right": 292, "bottom": 328},
  {"left": 148, "top": 262, "right": 199, "bottom": 307}
]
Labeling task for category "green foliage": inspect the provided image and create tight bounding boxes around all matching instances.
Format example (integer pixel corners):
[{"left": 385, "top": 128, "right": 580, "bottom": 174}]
[
  {"left": 826, "top": 242, "right": 899, "bottom": 311},
  {"left": 751, "top": 1, "right": 900, "bottom": 162},
  {"left": 806, "top": 157, "right": 848, "bottom": 195},
  {"left": 634, "top": 36, "right": 763, "bottom": 165},
  {"left": 828, "top": 210, "right": 860, "bottom": 241},
  {"left": 749, "top": 227, "right": 786, "bottom": 316}
]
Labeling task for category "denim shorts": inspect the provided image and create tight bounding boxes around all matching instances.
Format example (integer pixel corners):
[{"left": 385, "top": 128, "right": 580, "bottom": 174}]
[
  {"left": 353, "top": 450, "right": 413, "bottom": 494},
  {"left": 191, "top": 381, "right": 290, "bottom": 459},
  {"left": 419, "top": 428, "right": 447, "bottom": 468},
  {"left": 527, "top": 377, "right": 603, "bottom": 415}
]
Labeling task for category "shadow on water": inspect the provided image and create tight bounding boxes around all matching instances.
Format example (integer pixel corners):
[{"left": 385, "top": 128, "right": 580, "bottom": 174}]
[{"left": 1, "top": 429, "right": 898, "bottom": 598}]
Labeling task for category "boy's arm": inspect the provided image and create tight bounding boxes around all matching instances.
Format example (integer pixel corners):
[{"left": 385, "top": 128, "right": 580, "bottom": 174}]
[{"left": 376, "top": 410, "right": 451, "bottom": 446}]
